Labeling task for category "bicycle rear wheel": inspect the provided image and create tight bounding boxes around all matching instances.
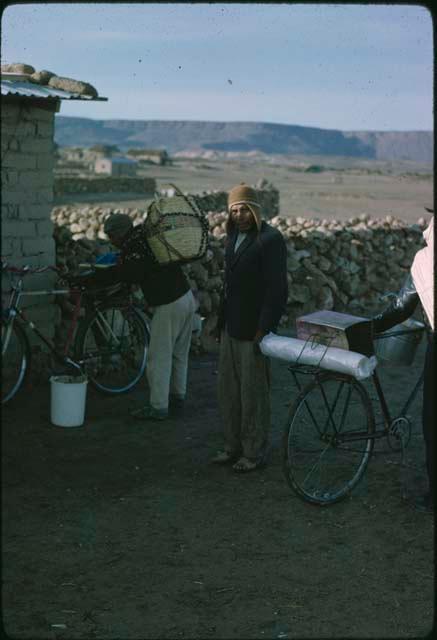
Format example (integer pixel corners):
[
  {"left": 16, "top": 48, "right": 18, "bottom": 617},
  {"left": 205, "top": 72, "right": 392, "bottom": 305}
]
[
  {"left": 74, "top": 303, "right": 149, "bottom": 394},
  {"left": 283, "top": 372, "right": 375, "bottom": 505},
  {"left": 1, "top": 319, "right": 31, "bottom": 404}
]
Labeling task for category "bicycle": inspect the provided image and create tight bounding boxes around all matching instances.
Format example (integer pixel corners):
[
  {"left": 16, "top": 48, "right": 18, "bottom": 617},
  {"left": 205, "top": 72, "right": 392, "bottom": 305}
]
[
  {"left": 1, "top": 257, "right": 150, "bottom": 404},
  {"left": 282, "top": 325, "right": 426, "bottom": 506}
]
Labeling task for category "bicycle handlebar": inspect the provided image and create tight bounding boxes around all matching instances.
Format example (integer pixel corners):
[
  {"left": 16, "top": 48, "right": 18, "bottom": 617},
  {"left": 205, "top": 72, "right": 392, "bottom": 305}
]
[{"left": 1, "top": 256, "right": 62, "bottom": 276}]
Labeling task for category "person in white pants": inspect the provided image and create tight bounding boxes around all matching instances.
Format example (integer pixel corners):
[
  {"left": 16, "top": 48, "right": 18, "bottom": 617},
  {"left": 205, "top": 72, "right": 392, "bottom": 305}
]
[
  {"left": 146, "top": 290, "right": 196, "bottom": 417},
  {"left": 103, "top": 213, "right": 196, "bottom": 421}
]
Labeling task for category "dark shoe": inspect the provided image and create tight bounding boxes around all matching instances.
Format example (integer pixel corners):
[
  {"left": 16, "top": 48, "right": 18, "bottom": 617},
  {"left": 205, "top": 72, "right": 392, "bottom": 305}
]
[
  {"left": 169, "top": 394, "right": 185, "bottom": 409},
  {"left": 169, "top": 394, "right": 185, "bottom": 416},
  {"left": 129, "top": 405, "right": 168, "bottom": 421},
  {"left": 412, "top": 494, "right": 434, "bottom": 513}
]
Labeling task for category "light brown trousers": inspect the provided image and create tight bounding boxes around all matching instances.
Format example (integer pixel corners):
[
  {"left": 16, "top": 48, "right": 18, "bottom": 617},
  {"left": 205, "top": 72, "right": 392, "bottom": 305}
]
[{"left": 217, "top": 330, "right": 271, "bottom": 459}]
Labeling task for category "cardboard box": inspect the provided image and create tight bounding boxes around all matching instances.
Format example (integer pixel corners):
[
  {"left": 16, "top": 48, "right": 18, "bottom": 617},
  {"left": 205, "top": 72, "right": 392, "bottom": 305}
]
[{"left": 296, "top": 310, "right": 374, "bottom": 357}]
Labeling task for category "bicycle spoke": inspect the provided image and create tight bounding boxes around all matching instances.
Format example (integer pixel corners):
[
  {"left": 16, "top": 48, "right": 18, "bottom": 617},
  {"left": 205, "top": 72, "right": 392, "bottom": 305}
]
[
  {"left": 283, "top": 373, "right": 375, "bottom": 505},
  {"left": 1, "top": 320, "right": 30, "bottom": 404},
  {"left": 76, "top": 304, "right": 148, "bottom": 394}
]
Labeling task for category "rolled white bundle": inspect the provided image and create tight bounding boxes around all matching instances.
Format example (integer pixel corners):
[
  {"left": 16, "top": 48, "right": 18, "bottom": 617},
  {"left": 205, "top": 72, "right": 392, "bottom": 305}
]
[{"left": 260, "top": 333, "right": 377, "bottom": 381}]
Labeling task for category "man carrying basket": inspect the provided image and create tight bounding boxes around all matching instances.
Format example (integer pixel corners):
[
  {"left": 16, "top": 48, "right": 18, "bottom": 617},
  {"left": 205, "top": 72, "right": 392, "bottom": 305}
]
[{"left": 103, "top": 213, "right": 196, "bottom": 420}]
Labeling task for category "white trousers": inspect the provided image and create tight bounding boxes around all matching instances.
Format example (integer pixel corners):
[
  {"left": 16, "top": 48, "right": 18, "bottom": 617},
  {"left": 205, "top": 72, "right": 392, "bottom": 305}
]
[{"left": 146, "top": 289, "right": 196, "bottom": 410}]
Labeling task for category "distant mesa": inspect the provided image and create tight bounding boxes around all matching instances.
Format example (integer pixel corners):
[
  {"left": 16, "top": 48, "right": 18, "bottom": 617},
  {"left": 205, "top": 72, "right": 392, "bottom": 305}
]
[{"left": 54, "top": 118, "right": 433, "bottom": 164}]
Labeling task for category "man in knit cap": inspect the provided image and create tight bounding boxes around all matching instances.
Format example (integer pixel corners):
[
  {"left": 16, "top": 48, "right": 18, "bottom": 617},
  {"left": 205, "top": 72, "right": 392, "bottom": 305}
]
[
  {"left": 212, "top": 183, "right": 288, "bottom": 472},
  {"left": 103, "top": 213, "right": 196, "bottom": 420}
]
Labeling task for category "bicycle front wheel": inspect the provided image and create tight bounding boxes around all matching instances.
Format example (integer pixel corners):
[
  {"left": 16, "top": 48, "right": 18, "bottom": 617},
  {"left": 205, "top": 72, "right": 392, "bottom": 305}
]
[
  {"left": 74, "top": 303, "right": 149, "bottom": 394},
  {"left": 1, "top": 319, "right": 31, "bottom": 404},
  {"left": 283, "top": 372, "right": 375, "bottom": 505}
]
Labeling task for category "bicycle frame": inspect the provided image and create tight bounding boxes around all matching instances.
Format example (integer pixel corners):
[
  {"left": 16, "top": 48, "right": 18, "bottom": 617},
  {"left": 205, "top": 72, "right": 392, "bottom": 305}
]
[
  {"left": 288, "top": 362, "right": 424, "bottom": 444},
  {"left": 2, "top": 270, "right": 84, "bottom": 368}
]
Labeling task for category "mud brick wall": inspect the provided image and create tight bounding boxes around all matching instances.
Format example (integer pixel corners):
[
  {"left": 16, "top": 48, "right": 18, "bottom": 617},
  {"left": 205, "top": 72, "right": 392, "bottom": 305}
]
[
  {"left": 53, "top": 176, "right": 157, "bottom": 196},
  {"left": 1, "top": 99, "right": 58, "bottom": 330}
]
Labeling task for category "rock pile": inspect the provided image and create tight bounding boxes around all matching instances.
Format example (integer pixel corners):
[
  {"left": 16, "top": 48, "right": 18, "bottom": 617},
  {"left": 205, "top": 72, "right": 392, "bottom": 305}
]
[
  {"left": 51, "top": 203, "right": 428, "bottom": 349},
  {"left": 1, "top": 63, "right": 98, "bottom": 97},
  {"left": 53, "top": 176, "right": 156, "bottom": 196}
]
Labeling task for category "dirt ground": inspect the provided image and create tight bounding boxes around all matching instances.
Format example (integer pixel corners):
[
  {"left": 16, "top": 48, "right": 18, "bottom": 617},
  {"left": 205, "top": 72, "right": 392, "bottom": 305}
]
[{"left": 2, "top": 329, "right": 434, "bottom": 639}]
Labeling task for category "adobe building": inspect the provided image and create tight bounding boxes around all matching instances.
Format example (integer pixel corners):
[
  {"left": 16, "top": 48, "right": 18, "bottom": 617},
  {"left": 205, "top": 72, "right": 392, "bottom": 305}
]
[
  {"left": 1, "top": 63, "right": 107, "bottom": 330},
  {"left": 127, "top": 148, "right": 170, "bottom": 165},
  {"left": 94, "top": 156, "right": 138, "bottom": 176}
]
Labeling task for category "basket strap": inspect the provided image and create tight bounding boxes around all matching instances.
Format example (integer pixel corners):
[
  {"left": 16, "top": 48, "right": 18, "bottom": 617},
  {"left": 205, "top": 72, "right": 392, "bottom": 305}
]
[{"left": 165, "top": 183, "right": 203, "bottom": 216}]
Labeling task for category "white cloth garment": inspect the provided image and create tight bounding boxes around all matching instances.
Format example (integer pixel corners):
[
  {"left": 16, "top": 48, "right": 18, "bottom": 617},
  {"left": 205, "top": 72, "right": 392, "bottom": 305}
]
[
  {"left": 260, "top": 332, "right": 377, "bottom": 380},
  {"left": 146, "top": 289, "right": 196, "bottom": 410},
  {"left": 234, "top": 232, "right": 247, "bottom": 252},
  {"left": 411, "top": 217, "right": 434, "bottom": 330}
]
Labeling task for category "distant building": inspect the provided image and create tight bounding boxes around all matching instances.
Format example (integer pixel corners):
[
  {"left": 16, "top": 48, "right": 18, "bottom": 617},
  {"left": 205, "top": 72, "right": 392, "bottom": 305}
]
[
  {"left": 127, "top": 148, "right": 170, "bottom": 165},
  {"left": 94, "top": 156, "right": 138, "bottom": 176},
  {"left": 89, "top": 144, "right": 120, "bottom": 157}
]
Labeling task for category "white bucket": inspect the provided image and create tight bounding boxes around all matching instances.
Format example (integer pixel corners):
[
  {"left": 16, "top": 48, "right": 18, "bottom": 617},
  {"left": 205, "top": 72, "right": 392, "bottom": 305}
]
[{"left": 50, "top": 375, "right": 88, "bottom": 427}]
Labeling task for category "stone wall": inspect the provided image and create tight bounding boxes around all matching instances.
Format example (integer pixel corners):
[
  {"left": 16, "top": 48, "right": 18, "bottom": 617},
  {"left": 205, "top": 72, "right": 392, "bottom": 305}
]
[
  {"left": 1, "top": 99, "right": 58, "bottom": 329},
  {"left": 160, "top": 180, "right": 279, "bottom": 218},
  {"left": 53, "top": 176, "right": 156, "bottom": 196},
  {"left": 51, "top": 203, "right": 428, "bottom": 349}
]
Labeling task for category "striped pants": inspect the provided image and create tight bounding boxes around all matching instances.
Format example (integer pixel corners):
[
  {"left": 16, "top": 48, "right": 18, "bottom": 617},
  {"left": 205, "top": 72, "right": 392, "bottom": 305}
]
[{"left": 217, "top": 330, "right": 271, "bottom": 459}]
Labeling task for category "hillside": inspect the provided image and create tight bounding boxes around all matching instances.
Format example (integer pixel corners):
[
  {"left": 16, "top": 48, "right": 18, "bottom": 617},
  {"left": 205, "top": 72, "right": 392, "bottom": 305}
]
[{"left": 54, "top": 117, "right": 433, "bottom": 164}]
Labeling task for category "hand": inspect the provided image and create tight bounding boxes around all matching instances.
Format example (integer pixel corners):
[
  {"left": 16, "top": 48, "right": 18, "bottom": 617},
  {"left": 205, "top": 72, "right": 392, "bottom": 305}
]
[
  {"left": 253, "top": 329, "right": 266, "bottom": 355},
  {"left": 211, "top": 324, "right": 222, "bottom": 343}
]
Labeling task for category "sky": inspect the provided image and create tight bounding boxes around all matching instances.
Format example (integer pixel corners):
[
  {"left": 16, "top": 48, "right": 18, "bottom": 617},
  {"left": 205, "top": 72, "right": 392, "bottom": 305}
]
[{"left": 1, "top": 2, "right": 433, "bottom": 131}]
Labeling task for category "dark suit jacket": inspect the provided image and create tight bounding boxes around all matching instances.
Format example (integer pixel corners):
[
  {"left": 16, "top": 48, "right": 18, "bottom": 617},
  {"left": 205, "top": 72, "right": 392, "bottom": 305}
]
[{"left": 218, "top": 221, "right": 288, "bottom": 340}]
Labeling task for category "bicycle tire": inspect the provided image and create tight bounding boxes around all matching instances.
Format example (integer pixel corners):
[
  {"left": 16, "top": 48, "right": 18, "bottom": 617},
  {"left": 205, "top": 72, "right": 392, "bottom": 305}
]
[
  {"left": 283, "top": 371, "right": 375, "bottom": 506},
  {"left": 74, "top": 302, "right": 149, "bottom": 394},
  {"left": 1, "top": 319, "right": 31, "bottom": 404}
]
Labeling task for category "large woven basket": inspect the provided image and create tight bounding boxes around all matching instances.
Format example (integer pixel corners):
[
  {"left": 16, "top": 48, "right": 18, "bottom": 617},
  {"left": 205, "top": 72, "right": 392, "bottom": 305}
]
[{"left": 144, "top": 184, "right": 209, "bottom": 265}]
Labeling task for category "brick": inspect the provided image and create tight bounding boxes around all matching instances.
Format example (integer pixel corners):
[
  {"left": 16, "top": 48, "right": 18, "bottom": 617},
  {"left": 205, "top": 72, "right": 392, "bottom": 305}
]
[
  {"left": 3, "top": 190, "right": 39, "bottom": 205},
  {"left": 17, "top": 170, "right": 54, "bottom": 189},
  {"left": 35, "top": 219, "right": 54, "bottom": 236},
  {"left": 36, "top": 121, "right": 54, "bottom": 138},
  {"left": 36, "top": 154, "right": 55, "bottom": 170},
  {"left": 1, "top": 204, "right": 20, "bottom": 220},
  {"left": 21, "top": 237, "right": 53, "bottom": 256},
  {"left": 1, "top": 170, "right": 19, "bottom": 187},
  {"left": 2, "top": 152, "right": 37, "bottom": 170},
  {"left": 1, "top": 106, "right": 21, "bottom": 125},
  {"left": 19, "top": 138, "right": 54, "bottom": 154},
  {"left": 2, "top": 220, "right": 36, "bottom": 237},
  {"left": 0, "top": 237, "right": 21, "bottom": 256},
  {"left": 25, "top": 204, "right": 52, "bottom": 221},
  {"left": 9, "top": 138, "right": 21, "bottom": 151},
  {"left": 36, "top": 189, "right": 54, "bottom": 205},
  {"left": 23, "top": 105, "right": 56, "bottom": 122},
  {"left": 4, "top": 122, "right": 38, "bottom": 138}
]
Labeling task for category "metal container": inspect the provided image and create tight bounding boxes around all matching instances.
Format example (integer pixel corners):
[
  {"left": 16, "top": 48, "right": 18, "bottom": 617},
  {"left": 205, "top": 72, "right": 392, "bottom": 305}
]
[{"left": 374, "top": 318, "right": 425, "bottom": 366}]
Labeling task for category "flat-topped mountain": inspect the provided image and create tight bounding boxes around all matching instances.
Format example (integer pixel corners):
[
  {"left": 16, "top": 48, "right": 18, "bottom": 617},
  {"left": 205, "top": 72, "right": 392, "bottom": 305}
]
[{"left": 54, "top": 117, "right": 433, "bottom": 164}]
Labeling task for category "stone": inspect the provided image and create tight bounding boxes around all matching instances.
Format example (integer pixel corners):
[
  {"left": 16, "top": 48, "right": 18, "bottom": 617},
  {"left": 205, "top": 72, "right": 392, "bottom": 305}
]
[
  {"left": 29, "top": 70, "right": 55, "bottom": 85},
  {"left": 48, "top": 76, "right": 98, "bottom": 97},
  {"left": 1, "top": 62, "right": 35, "bottom": 74}
]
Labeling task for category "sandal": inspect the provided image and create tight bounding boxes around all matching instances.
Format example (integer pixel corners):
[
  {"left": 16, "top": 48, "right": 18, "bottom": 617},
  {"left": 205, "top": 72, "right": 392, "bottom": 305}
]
[
  {"left": 211, "top": 450, "right": 240, "bottom": 465},
  {"left": 232, "top": 456, "right": 265, "bottom": 473}
]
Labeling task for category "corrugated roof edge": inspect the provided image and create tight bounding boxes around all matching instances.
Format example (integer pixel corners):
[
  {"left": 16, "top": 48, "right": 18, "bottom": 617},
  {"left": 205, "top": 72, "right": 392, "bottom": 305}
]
[{"left": 1, "top": 79, "right": 107, "bottom": 101}]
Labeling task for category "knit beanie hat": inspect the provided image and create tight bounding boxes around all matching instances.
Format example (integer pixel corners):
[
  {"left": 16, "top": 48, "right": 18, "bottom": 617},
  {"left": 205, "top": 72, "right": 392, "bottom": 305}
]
[
  {"left": 227, "top": 183, "right": 262, "bottom": 231},
  {"left": 103, "top": 213, "right": 133, "bottom": 237}
]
